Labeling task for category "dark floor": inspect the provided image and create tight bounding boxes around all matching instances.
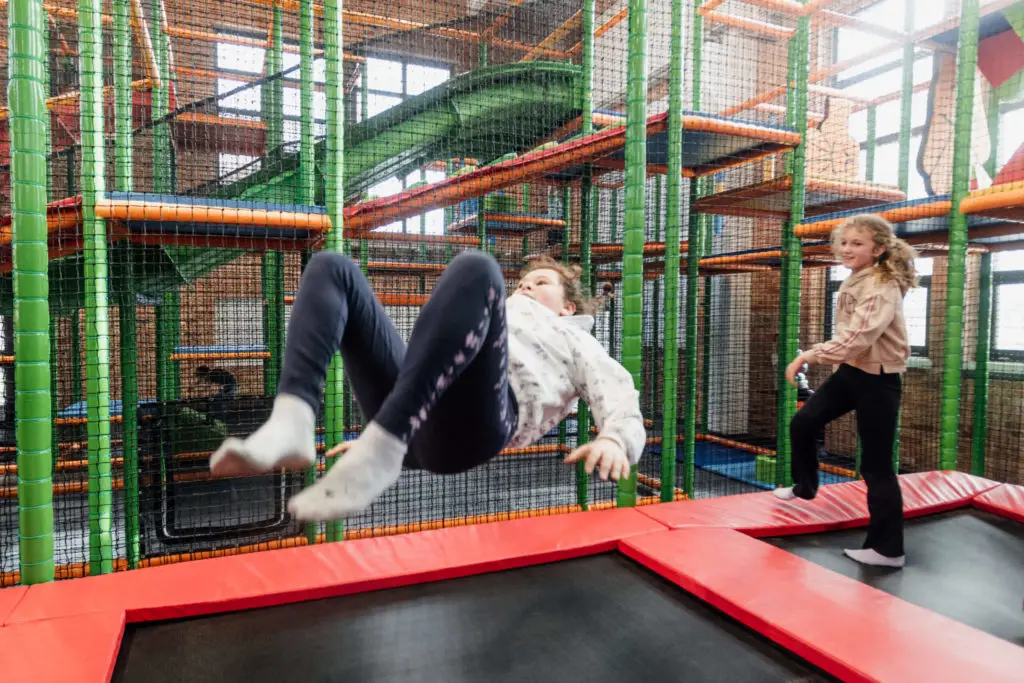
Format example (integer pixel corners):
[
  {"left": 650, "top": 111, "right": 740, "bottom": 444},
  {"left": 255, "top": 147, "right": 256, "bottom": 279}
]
[
  {"left": 111, "top": 554, "right": 836, "bottom": 683},
  {"left": 766, "top": 509, "right": 1024, "bottom": 646}
]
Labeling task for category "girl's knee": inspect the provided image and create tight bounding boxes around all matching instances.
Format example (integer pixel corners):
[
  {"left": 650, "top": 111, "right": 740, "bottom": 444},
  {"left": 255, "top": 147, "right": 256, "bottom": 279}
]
[
  {"left": 789, "top": 410, "right": 816, "bottom": 440},
  {"left": 449, "top": 250, "right": 504, "bottom": 287},
  {"left": 304, "top": 252, "right": 358, "bottom": 282}
]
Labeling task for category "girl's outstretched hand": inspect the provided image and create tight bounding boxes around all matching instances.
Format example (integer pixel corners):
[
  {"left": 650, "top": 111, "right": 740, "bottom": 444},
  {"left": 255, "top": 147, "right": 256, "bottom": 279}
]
[
  {"left": 785, "top": 354, "right": 807, "bottom": 388},
  {"left": 564, "top": 437, "right": 631, "bottom": 481},
  {"left": 325, "top": 440, "right": 353, "bottom": 459}
]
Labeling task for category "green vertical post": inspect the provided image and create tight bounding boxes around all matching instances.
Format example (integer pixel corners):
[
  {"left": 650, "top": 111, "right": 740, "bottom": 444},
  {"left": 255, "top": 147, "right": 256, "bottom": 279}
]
[
  {"left": 11, "top": 0, "right": 55, "bottom": 585},
  {"left": 775, "top": 5, "right": 810, "bottom": 487},
  {"left": 609, "top": 189, "right": 619, "bottom": 361},
  {"left": 618, "top": 0, "right": 647, "bottom": 508},
  {"left": 985, "top": 89, "right": 1000, "bottom": 180},
  {"left": 79, "top": 0, "right": 113, "bottom": 575},
  {"left": 662, "top": 0, "right": 685, "bottom": 501},
  {"left": 155, "top": 293, "right": 179, "bottom": 403},
  {"left": 939, "top": 0, "right": 979, "bottom": 471},
  {"left": 971, "top": 252, "right": 992, "bottom": 476},
  {"left": 42, "top": 16, "right": 51, "bottom": 199},
  {"left": 149, "top": 0, "right": 171, "bottom": 192},
  {"left": 323, "top": 0, "right": 345, "bottom": 543},
  {"left": 71, "top": 311, "right": 81, "bottom": 404},
  {"left": 300, "top": 0, "right": 315, "bottom": 203},
  {"left": 49, "top": 319, "right": 58, "bottom": 468},
  {"left": 261, "top": 4, "right": 288, "bottom": 396},
  {"left": 265, "top": 5, "right": 284, "bottom": 154},
  {"left": 576, "top": 0, "right": 595, "bottom": 508},
  {"left": 897, "top": 0, "right": 915, "bottom": 193},
  {"left": 865, "top": 106, "right": 876, "bottom": 182},
  {"left": 478, "top": 42, "right": 488, "bottom": 67},
  {"left": 651, "top": 177, "right": 662, "bottom": 415},
  {"left": 114, "top": 0, "right": 139, "bottom": 570}
]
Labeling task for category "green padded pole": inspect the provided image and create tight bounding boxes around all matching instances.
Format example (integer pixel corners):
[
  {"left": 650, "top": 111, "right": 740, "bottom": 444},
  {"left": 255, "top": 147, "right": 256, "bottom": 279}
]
[
  {"left": 79, "top": 0, "right": 113, "bottom": 575},
  {"left": 11, "top": 0, "right": 55, "bottom": 585},
  {"left": 775, "top": 5, "right": 810, "bottom": 487},
  {"left": 42, "top": 16, "right": 51, "bottom": 199},
  {"left": 897, "top": 0, "right": 915, "bottom": 193},
  {"left": 323, "top": 0, "right": 345, "bottom": 543},
  {"left": 114, "top": 0, "right": 139, "bottom": 570},
  {"left": 985, "top": 88, "right": 1000, "bottom": 180},
  {"left": 939, "top": 0, "right": 979, "bottom": 471},
  {"left": 149, "top": 0, "right": 171, "bottom": 192},
  {"left": 577, "top": 0, "right": 595, "bottom": 508},
  {"left": 662, "top": 0, "right": 685, "bottom": 501},
  {"left": 263, "top": 7, "right": 287, "bottom": 395},
  {"left": 300, "top": 0, "right": 315, "bottom": 203},
  {"left": 265, "top": 5, "right": 284, "bottom": 153},
  {"left": 651, "top": 176, "right": 662, "bottom": 416},
  {"left": 71, "top": 310, "right": 81, "bottom": 403},
  {"left": 971, "top": 252, "right": 992, "bottom": 476},
  {"left": 619, "top": 0, "right": 647, "bottom": 508}
]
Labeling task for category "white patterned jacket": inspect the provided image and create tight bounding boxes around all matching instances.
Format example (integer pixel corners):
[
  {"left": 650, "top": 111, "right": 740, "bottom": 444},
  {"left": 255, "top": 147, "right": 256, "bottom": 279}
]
[{"left": 503, "top": 293, "right": 647, "bottom": 464}]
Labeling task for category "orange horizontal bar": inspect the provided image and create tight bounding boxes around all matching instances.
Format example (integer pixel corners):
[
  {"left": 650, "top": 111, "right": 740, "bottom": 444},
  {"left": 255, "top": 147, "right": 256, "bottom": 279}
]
[
  {"left": 700, "top": 250, "right": 782, "bottom": 267},
  {"left": 284, "top": 292, "right": 430, "bottom": 307},
  {"left": 960, "top": 184, "right": 1024, "bottom": 215},
  {"left": 170, "top": 351, "right": 271, "bottom": 361},
  {"left": 0, "top": 355, "right": 12, "bottom": 364},
  {"left": 174, "top": 112, "right": 268, "bottom": 131},
  {"left": 363, "top": 232, "right": 480, "bottom": 246},
  {"left": 702, "top": 10, "right": 796, "bottom": 39},
  {"left": 567, "top": 6, "right": 628, "bottom": 56},
  {"left": 795, "top": 200, "right": 952, "bottom": 237},
  {"left": 0, "top": 478, "right": 124, "bottom": 500},
  {"left": 95, "top": 200, "right": 331, "bottom": 230}
]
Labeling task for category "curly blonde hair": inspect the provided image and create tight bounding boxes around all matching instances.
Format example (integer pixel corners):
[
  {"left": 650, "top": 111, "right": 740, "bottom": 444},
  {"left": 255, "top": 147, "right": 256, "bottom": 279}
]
[
  {"left": 519, "top": 255, "right": 613, "bottom": 316},
  {"left": 832, "top": 214, "right": 919, "bottom": 293}
]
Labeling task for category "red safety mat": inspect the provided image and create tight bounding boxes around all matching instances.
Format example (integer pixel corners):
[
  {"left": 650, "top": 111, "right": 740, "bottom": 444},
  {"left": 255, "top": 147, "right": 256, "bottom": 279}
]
[
  {"left": 0, "top": 585, "right": 27, "bottom": 626},
  {"left": 973, "top": 483, "right": 1024, "bottom": 524},
  {"left": 0, "top": 611, "right": 124, "bottom": 683},
  {"left": 7, "top": 507, "right": 664, "bottom": 626},
  {"left": 635, "top": 471, "right": 1000, "bottom": 536},
  {"left": 621, "top": 527, "right": 1024, "bottom": 683}
]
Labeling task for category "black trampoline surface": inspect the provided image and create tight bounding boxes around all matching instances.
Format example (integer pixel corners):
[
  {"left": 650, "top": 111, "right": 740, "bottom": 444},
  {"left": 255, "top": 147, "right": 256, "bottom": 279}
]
[
  {"left": 766, "top": 509, "right": 1024, "bottom": 646},
  {"left": 110, "top": 553, "right": 836, "bottom": 683}
]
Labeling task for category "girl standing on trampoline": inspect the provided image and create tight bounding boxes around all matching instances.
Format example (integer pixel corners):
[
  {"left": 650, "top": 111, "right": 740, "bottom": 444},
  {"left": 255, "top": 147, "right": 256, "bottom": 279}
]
[
  {"left": 209, "top": 250, "right": 645, "bottom": 521},
  {"left": 775, "top": 214, "right": 917, "bottom": 569}
]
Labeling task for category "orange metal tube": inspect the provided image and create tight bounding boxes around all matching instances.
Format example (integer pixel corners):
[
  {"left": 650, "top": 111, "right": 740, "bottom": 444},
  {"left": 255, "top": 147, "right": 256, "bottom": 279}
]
[
  {"left": 95, "top": 200, "right": 331, "bottom": 229},
  {"left": 959, "top": 185, "right": 1024, "bottom": 214},
  {"left": 567, "top": 6, "right": 628, "bottom": 56},
  {"left": 795, "top": 200, "right": 952, "bottom": 238},
  {"left": 702, "top": 10, "right": 796, "bottom": 39},
  {"left": 170, "top": 351, "right": 271, "bottom": 361}
]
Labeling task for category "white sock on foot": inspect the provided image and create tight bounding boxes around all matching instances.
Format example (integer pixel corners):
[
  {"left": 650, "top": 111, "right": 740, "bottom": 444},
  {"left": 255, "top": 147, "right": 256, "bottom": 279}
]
[
  {"left": 209, "top": 394, "right": 316, "bottom": 477},
  {"left": 773, "top": 486, "right": 797, "bottom": 500},
  {"left": 287, "top": 421, "right": 407, "bottom": 521},
  {"left": 843, "top": 548, "right": 905, "bottom": 568}
]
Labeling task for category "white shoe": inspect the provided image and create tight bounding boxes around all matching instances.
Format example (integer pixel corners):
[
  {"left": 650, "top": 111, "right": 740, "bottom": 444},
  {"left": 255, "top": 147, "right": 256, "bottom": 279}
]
[
  {"left": 843, "top": 548, "right": 905, "bottom": 568},
  {"left": 773, "top": 486, "right": 797, "bottom": 500}
]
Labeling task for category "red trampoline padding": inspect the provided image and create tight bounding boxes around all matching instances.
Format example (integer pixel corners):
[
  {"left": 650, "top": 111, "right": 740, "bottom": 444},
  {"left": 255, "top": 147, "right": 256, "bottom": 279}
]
[
  {"left": 635, "top": 471, "right": 999, "bottom": 536},
  {"left": 9, "top": 507, "right": 665, "bottom": 626},
  {"left": 0, "top": 610, "right": 125, "bottom": 683},
  {"left": 972, "top": 483, "right": 1024, "bottom": 524},
  {"left": 0, "top": 586, "right": 27, "bottom": 626},
  {"left": 621, "top": 527, "right": 1024, "bottom": 683}
]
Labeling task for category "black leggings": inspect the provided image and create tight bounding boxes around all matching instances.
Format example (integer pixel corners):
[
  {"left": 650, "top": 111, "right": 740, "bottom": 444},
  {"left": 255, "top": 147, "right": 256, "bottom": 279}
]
[
  {"left": 790, "top": 363, "right": 904, "bottom": 557},
  {"left": 277, "top": 250, "right": 518, "bottom": 474}
]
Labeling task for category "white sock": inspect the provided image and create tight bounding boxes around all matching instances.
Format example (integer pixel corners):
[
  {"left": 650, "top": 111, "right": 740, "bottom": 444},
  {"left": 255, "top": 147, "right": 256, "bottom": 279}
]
[
  {"left": 209, "top": 394, "right": 316, "bottom": 477},
  {"left": 773, "top": 486, "right": 797, "bottom": 500},
  {"left": 287, "top": 421, "right": 406, "bottom": 521},
  {"left": 843, "top": 548, "right": 905, "bottom": 568}
]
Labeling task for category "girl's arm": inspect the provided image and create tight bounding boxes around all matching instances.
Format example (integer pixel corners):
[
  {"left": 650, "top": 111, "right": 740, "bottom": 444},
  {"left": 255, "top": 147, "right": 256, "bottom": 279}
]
[{"left": 570, "top": 334, "right": 647, "bottom": 464}]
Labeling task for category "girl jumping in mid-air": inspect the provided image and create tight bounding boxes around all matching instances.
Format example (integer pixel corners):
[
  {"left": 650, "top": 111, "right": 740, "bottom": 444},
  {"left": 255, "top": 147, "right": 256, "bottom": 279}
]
[
  {"left": 209, "top": 251, "right": 645, "bottom": 521},
  {"left": 775, "top": 214, "right": 917, "bottom": 569}
]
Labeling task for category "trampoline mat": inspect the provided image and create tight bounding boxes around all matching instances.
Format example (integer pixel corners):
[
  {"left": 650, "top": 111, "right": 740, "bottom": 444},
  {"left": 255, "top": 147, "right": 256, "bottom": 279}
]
[
  {"left": 111, "top": 553, "right": 836, "bottom": 683},
  {"left": 765, "top": 509, "right": 1024, "bottom": 646}
]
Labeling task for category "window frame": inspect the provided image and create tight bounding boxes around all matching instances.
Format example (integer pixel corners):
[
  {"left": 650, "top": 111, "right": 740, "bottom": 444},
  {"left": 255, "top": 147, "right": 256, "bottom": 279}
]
[{"left": 991, "top": 269, "right": 1024, "bottom": 362}]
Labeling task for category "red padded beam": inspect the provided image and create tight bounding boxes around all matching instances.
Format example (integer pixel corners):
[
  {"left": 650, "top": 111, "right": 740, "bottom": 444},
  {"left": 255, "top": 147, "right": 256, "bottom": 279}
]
[
  {"left": 621, "top": 527, "right": 1024, "bottom": 683},
  {"left": 9, "top": 508, "right": 666, "bottom": 625},
  {"left": 972, "top": 483, "right": 1024, "bottom": 524},
  {"left": 0, "top": 611, "right": 125, "bottom": 683},
  {"left": 636, "top": 471, "right": 1000, "bottom": 536},
  {"left": 0, "top": 585, "right": 27, "bottom": 626}
]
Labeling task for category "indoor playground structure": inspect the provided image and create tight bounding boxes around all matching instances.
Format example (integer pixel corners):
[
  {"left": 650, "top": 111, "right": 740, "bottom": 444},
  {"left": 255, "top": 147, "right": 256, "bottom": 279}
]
[{"left": 1, "top": 0, "right": 1024, "bottom": 681}]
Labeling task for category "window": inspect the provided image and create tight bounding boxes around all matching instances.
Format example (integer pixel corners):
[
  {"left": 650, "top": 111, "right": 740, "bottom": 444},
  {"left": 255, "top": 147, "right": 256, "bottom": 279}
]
[
  {"left": 824, "top": 258, "right": 931, "bottom": 356},
  {"left": 992, "top": 250, "right": 1024, "bottom": 361},
  {"left": 352, "top": 56, "right": 451, "bottom": 122},
  {"left": 834, "top": 0, "right": 934, "bottom": 198}
]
